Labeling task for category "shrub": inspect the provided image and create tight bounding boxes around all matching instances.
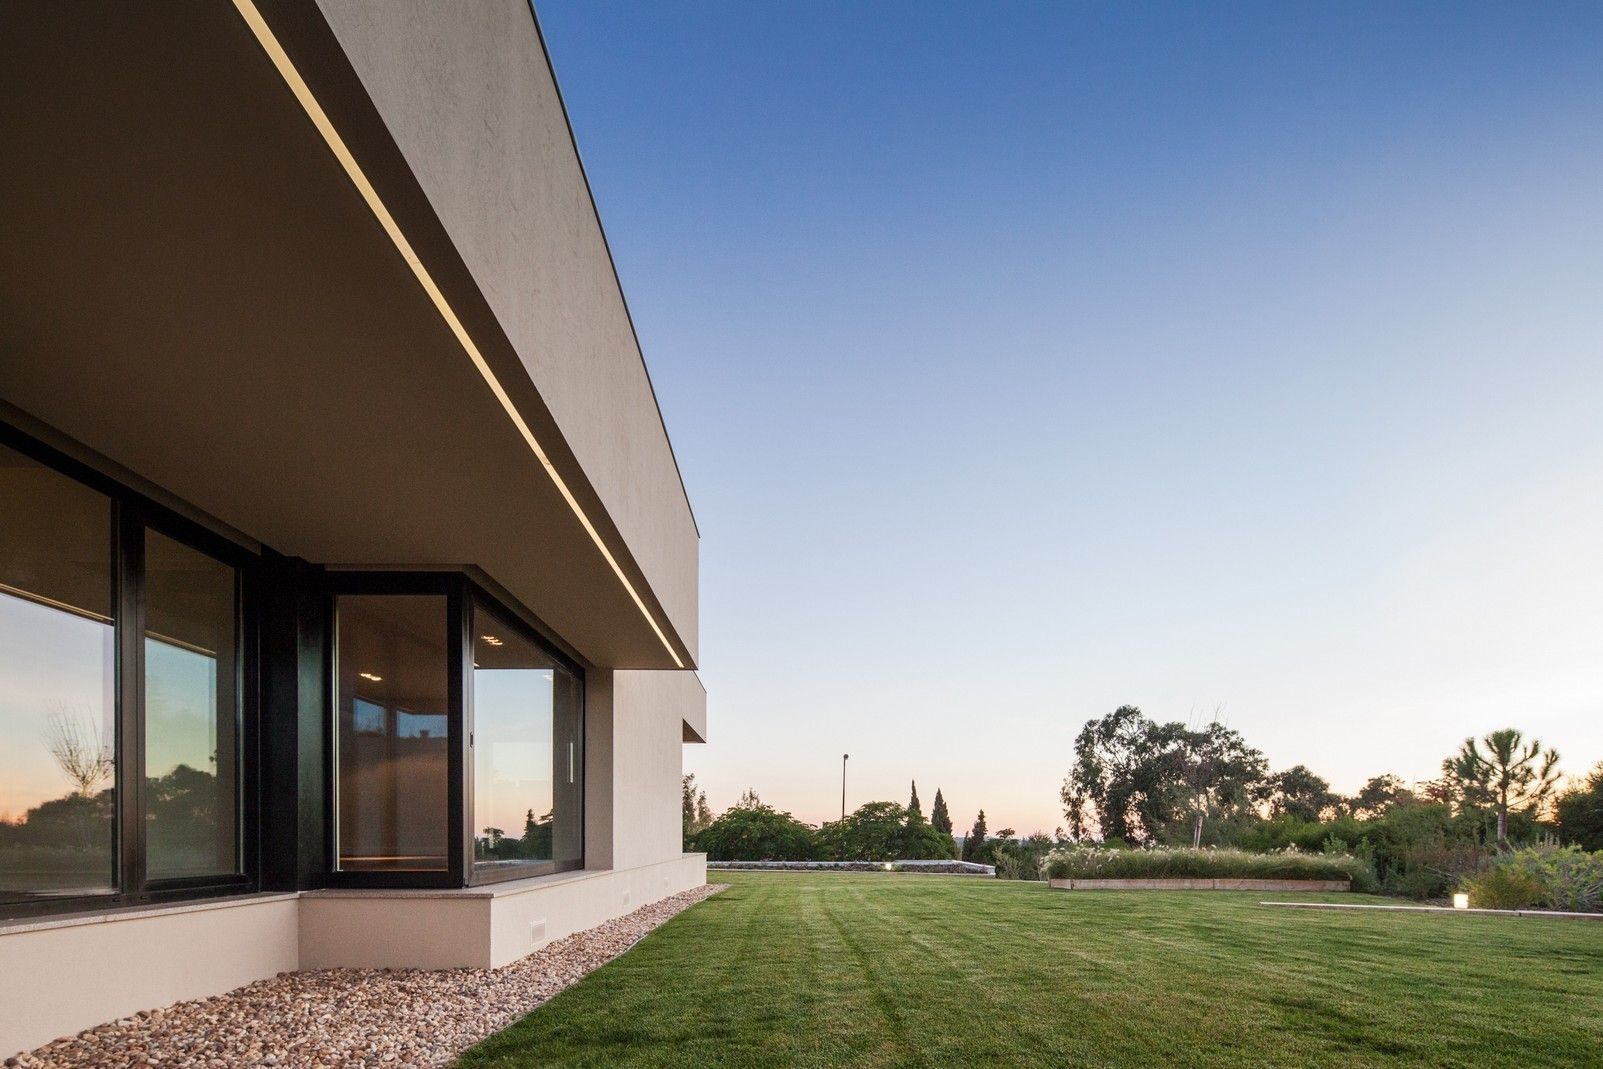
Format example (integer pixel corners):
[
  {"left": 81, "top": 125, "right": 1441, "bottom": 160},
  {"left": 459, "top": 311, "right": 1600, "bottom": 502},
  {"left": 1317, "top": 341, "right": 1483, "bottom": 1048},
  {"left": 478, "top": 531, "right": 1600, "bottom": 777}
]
[
  {"left": 1463, "top": 865, "right": 1545, "bottom": 910},
  {"left": 1506, "top": 845, "right": 1603, "bottom": 912},
  {"left": 1043, "top": 847, "right": 1372, "bottom": 888},
  {"left": 1389, "top": 865, "right": 1451, "bottom": 901},
  {"left": 694, "top": 804, "right": 816, "bottom": 861},
  {"left": 1555, "top": 764, "right": 1603, "bottom": 852},
  {"left": 991, "top": 833, "right": 1056, "bottom": 880},
  {"left": 1381, "top": 843, "right": 1486, "bottom": 900}
]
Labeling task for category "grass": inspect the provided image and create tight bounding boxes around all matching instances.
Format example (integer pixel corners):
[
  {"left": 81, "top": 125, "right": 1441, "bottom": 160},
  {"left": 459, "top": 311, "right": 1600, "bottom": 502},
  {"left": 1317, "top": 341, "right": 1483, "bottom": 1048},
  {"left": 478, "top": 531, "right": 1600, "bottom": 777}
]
[
  {"left": 1043, "top": 846, "right": 1370, "bottom": 885},
  {"left": 456, "top": 872, "right": 1603, "bottom": 1068}
]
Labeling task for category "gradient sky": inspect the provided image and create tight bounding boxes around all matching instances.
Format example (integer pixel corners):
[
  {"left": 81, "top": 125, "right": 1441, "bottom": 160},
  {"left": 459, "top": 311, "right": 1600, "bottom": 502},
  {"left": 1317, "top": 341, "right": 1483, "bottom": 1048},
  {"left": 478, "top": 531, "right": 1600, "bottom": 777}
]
[{"left": 537, "top": 1, "right": 1603, "bottom": 833}]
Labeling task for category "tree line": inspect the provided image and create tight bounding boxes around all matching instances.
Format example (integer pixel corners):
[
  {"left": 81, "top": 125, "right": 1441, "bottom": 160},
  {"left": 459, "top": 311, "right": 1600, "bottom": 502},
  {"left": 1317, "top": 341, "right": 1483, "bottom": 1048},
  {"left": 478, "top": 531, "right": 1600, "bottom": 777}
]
[
  {"left": 680, "top": 706, "right": 1603, "bottom": 895},
  {"left": 1058, "top": 705, "right": 1603, "bottom": 897},
  {"left": 683, "top": 777, "right": 1005, "bottom": 865}
]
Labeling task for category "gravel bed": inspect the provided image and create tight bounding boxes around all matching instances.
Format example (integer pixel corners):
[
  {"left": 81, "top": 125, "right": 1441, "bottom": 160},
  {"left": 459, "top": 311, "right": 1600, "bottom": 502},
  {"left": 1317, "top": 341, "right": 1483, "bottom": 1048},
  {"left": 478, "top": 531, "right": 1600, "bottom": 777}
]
[{"left": 12, "top": 883, "right": 727, "bottom": 1069}]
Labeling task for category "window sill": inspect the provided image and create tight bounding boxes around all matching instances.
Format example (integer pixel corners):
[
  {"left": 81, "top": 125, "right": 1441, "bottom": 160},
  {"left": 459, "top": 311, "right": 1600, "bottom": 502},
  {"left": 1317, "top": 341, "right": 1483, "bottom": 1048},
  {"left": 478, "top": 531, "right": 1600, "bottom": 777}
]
[
  {"left": 0, "top": 891, "right": 298, "bottom": 936},
  {"left": 302, "top": 865, "right": 615, "bottom": 900}
]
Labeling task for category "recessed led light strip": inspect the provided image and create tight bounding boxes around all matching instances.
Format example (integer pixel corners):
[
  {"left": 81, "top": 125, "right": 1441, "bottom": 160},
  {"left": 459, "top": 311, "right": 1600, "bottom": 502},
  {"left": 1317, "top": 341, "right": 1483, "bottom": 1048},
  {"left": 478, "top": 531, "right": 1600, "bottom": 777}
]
[{"left": 232, "top": 0, "right": 684, "bottom": 668}]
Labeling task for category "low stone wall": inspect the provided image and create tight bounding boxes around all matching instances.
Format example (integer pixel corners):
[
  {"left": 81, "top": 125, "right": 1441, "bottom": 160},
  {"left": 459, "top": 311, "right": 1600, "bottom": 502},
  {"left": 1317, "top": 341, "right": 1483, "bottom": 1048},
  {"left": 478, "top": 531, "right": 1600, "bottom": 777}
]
[
  {"left": 708, "top": 860, "right": 996, "bottom": 876},
  {"left": 1049, "top": 877, "right": 1350, "bottom": 892}
]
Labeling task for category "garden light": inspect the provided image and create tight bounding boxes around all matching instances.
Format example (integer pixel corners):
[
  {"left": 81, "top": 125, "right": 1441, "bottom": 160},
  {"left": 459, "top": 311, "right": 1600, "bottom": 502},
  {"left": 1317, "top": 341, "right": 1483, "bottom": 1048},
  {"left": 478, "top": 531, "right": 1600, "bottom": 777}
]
[{"left": 1453, "top": 893, "right": 1469, "bottom": 909}]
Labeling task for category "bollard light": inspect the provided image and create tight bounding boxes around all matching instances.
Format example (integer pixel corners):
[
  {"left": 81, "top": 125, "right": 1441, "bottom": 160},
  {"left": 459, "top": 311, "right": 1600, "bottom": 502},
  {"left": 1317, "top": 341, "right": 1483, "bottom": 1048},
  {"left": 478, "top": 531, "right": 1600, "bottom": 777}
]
[{"left": 1452, "top": 892, "right": 1469, "bottom": 910}]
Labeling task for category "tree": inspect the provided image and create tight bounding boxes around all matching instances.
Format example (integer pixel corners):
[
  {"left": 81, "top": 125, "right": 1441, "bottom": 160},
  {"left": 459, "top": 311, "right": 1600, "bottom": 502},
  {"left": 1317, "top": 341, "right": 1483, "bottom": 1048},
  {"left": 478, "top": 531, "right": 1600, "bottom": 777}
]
[
  {"left": 1176, "top": 722, "right": 1269, "bottom": 846},
  {"left": 1555, "top": 762, "right": 1603, "bottom": 852},
  {"left": 962, "top": 810, "right": 988, "bottom": 863},
  {"left": 695, "top": 802, "right": 816, "bottom": 861},
  {"left": 816, "top": 801, "right": 954, "bottom": 861},
  {"left": 682, "top": 774, "right": 712, "bottom": 847},
  {"left": 1446, "top": 729, "right": 1562, "bottom": 845},
  {"left": 930, "top": 789, "right": 952, "bottom": 835},
  {"left": 1268, "top": 765, "right": 1338, "bottom": 823},
  {"left": 737, "top": 787, "right": 763, "bottom": 809},
  {"left": 1062, "top": 706, "right": 1266, "bottom": 845},
  {"left": 908, "top": 781, "right": 922, "bottom": 820},
  {"left": 523, "top": 808, "right": 552, "bottom": 859},
  {"left": 1061, "top": 706, "right": 1181, "bottom": 842},
  {"left": 44, "top": 709, "right": 113, "bottom": 797},
  {"left": 1348, "top": 774, "right": 1414, "bottom": 818}
]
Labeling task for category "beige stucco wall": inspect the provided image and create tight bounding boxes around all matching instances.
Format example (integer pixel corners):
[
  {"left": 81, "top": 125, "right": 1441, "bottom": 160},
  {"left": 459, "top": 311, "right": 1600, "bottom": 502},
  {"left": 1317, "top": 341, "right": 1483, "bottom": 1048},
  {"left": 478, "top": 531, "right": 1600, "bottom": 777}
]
[
  {"left": 612, "top": 670, "right": 706, "bottom": 871},
  {"left": 299, "top": 894, "right": 491, "bottom": 970},
  {"left": 313, "top": 0, "right": 699, "bottom": 661},
  {"left": 293, "top": 854, "right": 707, "bottom": 971},
  {"left": 485, "top": 854, "right": 705, "bottom": 967},
  {"left": 0, "top": 895, "right": 299, "bottom": 1058}
]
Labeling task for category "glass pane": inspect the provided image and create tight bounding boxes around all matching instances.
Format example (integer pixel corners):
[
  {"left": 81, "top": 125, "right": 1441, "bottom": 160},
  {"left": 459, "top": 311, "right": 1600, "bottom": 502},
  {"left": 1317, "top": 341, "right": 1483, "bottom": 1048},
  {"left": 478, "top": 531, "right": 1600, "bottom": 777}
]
[
  {"left": 143, "top": 531, "right": 239, "bottom": 880},
  {"left": 0, "top": 442, "right": 116, "bottom": 903},
  {"left": 472, "top": 602, "right": 581, "bottom": 873},
  {"left": 335, "top": 594, "right": 449, "bottom": 872}
]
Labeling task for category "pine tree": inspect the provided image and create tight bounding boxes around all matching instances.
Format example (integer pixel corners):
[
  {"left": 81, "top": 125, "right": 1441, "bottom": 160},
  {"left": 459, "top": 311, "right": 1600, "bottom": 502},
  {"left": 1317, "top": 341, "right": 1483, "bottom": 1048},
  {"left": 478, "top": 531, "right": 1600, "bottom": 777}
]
[
  {"left": 962, "top": 809, "right": 988, "bottom": 862},
  {"left": 908, "top": 780, "right": 922, "bottom": 820},
  {"left": 930, "top": 789, "right": 952, "bottom": 835}
]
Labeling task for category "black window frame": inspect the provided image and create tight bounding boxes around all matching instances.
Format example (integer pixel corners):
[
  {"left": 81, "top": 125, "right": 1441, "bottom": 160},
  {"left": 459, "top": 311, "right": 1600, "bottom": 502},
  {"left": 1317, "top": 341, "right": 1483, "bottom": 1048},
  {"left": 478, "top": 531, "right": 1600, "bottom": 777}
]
[
  {"left": 0, "top": 423, "right": 260, "bottom": 922},
  {"left": 323, "top": 572, "right": 584, "bottom": 890}
]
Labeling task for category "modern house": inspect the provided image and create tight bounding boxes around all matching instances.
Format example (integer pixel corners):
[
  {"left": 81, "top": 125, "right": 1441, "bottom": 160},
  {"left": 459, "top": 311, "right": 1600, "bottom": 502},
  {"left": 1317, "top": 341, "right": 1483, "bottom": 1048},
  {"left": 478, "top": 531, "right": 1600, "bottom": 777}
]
[{"left": 0, "top": 1, "right": 705, "bottom": 1057}]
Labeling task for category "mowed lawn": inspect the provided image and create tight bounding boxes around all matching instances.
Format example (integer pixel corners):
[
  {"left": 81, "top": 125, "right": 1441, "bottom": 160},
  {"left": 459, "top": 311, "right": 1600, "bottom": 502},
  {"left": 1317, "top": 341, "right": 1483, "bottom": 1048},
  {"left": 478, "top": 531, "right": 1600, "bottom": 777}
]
[{"left": 457, "top": 872, "right": 1603, "bottom": 1068}]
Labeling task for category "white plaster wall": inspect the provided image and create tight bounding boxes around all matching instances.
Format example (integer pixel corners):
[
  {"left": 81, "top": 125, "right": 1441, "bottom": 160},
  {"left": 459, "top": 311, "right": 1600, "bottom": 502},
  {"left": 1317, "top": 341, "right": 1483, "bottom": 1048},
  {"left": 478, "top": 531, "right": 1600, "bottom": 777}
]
[
  {"left": 612, "top": 670, "right": 706, "bottom": 871},
  {"left": 485, "top": 854, "right": 706, "bottom": 967},
  {"left": 295, "top": 855, "right": 706, "bottom": 971},
  {"left": 314, "top": 0, "right": 700, "bottom": 659},
  {"left": 0, "top": 895, "right": 299, "bottom": 1059}
]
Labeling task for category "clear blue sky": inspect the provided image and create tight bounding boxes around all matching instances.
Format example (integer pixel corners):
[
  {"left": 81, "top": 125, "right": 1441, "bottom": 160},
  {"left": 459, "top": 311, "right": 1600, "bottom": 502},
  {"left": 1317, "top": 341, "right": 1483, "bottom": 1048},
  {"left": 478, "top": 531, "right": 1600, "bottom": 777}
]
[{"left": 537, "top": 1, "right": 1603, "bottom": 833}]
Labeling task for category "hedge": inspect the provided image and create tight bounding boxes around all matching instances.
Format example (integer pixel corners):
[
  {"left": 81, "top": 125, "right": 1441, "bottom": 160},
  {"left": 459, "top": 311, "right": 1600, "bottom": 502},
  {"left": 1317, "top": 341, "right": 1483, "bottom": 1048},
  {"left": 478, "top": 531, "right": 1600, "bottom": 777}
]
[{"left": 1044, "top": 847, "right": 1373, "bottom": 888}]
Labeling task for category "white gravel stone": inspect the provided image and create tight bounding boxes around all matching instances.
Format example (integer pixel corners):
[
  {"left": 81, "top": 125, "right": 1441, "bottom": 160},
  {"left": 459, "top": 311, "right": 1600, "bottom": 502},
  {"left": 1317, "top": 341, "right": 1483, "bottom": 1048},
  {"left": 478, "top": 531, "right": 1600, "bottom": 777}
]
[{"left": 11, "top": 884, "right": 727, "bottom": 1069}]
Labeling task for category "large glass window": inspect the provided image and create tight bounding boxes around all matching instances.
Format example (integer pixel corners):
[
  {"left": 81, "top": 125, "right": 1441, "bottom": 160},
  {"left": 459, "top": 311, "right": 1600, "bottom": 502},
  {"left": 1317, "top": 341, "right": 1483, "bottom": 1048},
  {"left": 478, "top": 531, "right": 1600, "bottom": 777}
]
[
  {"left": 334, "top": 594, "right": 451, "bottom": 872},
  {"left": 0, "top": 443, "right": 116, "bottom": 904},
  {"left": 1, "top": 434, "right": 252, "bottom": 916},
  {"left": 143, "top": 530, "right": 240, "bottom": 880},
  {"left": 472, "top": 600, "right": 582, "bottom": 875}
]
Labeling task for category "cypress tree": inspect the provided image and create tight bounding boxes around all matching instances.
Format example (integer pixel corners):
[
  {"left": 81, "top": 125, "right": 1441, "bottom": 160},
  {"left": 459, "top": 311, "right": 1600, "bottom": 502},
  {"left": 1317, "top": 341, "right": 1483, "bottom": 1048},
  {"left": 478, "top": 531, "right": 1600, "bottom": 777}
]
[
  {"left": 962, "top": 810, "right": 988, "bottom": 862},
  {"left": 908, "top": 780, "right": 922, "bottom": 820},
  {"left": 930, "top": 789, "right": 952, "bottom": 835}
]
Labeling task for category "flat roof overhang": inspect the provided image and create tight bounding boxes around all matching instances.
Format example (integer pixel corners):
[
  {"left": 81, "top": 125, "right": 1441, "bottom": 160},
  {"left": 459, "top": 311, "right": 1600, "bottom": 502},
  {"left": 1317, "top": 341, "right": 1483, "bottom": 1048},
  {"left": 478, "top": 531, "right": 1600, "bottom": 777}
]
[{"left": 0, "top": 2, "right": 692, "bottom": 670}]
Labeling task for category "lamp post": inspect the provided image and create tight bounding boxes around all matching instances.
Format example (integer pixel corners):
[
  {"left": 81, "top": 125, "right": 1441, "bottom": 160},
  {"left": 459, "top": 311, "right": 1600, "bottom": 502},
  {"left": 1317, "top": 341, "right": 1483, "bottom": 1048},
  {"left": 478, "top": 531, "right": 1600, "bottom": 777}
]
[{"left": 841, "top": 753, "right": 849, "bottom": 820}]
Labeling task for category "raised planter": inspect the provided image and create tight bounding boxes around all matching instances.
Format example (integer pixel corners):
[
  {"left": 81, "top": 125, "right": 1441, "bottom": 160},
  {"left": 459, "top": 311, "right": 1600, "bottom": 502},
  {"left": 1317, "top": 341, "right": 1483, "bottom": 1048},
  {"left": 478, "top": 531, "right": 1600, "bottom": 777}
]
[{"left": 1049, "top": 877, "right": 1350, "bottom": 892}]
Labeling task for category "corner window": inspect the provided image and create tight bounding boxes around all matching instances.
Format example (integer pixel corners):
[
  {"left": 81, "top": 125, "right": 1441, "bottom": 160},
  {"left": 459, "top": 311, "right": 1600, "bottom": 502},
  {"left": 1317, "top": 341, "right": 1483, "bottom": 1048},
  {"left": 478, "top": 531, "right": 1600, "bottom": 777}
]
[
  {"left": 471, "top": 600, "right": 582, "bottom": 875},
  {"left": 333, "top": 594, "right": 451, "bottom": 873},
  {"left": 325, "top": 578, "right": 583, "bottom": 887}
]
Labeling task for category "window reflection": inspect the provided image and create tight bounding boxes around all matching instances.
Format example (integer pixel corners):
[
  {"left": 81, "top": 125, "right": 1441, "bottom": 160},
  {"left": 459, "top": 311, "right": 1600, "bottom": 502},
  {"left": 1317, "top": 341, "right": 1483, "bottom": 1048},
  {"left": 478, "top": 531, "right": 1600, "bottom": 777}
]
[
  {"left": 472, "top": 602, "right": 581, "bottom": 873},
  {"left": 335, "top": 594, "right": 450, "bottom": 872},
  {"left": 143, "top": 530, "right": 239, "bottom": 880},
  {"left": 0, "top": 442, "right": 116, "bottom": 903}
]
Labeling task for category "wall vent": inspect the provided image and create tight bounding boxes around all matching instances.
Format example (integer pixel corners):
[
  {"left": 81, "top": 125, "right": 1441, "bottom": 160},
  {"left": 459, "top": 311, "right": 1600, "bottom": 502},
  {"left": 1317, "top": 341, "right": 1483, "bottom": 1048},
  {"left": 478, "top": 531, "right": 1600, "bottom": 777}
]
[{"left": 530, "top": 919, "right": 547, "bottom": 947}]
